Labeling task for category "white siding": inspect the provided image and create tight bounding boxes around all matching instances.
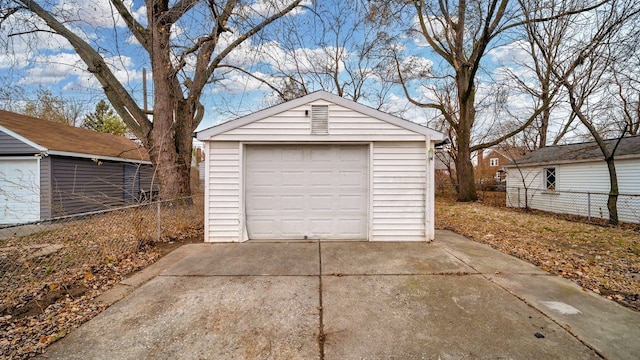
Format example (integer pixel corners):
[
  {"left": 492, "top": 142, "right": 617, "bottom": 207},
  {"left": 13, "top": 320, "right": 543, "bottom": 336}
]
[
  {"left": 212, "top": 100, "right": 424, "bottom": 142},
  {"left": 372, "top": 142, "right": 426, "bottom": 241},
  {"left": 506, "top": 158, "right": 640, "bottom": 224},
  {"left": 206, "top": 142, "right": 241, "bottom": 241}
]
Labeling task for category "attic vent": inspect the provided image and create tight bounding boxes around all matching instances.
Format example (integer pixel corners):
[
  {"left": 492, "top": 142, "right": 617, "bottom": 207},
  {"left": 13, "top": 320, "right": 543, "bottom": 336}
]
[{"left": 311, "top": 105, "right": 329, "bottom": 135}]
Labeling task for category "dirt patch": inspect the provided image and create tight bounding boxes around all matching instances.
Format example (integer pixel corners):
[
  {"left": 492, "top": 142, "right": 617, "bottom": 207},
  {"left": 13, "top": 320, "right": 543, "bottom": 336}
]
[
  {"left": 2, "top": 284, "right": 88, "bottom": 320},
  {"left": 0, "top": 236, "right": 202, "bottom": 359}
]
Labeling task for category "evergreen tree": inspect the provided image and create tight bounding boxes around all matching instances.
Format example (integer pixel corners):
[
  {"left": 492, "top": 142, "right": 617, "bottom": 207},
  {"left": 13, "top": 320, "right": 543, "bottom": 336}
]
[{"left": 83, "top": 100, "right": 128, "bottom": 136}]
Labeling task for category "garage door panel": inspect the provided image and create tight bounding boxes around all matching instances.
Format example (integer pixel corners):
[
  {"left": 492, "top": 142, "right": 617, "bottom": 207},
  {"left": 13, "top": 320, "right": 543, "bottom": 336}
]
[
  {"left": 245, "top": 145, "right": 367, "bottom": 240},
  {"left": 309, "top": 171, "right": 333, "bottom": 187},
  {"left": 282, "top": 171, "right": 305, "bottom": 186},
  {"left": 309, "top": 195, "right": 332, "bottom": 211},
  {"left": 309, "top": 147, "right": 334, "bottom": 161},
  {"left": 282, "top": 148, "right": 303, "bottom": 161},
  {"left": 339, "top": 171, "right": 366, "bottom": 186},
  {"left": 246, "top": 170, "right": 277, "bottom": 187},
  {"left": 282, "top": 195, "right": 305, "bottom": 211},
  {"left": 338, "top": 195, "right": 364, "bottom": 210},
  {"left": 339, "top": 219, "right": 365, "bottom": 236},
  {"left": 281, "top": 219, "right": 305, "bottom": 236},
  {"left": 249, "top": 195, "right": 277, "bottom": 211}
]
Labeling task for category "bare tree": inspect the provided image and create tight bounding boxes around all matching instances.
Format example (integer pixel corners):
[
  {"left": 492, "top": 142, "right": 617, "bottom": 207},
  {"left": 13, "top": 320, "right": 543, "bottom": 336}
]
[
  {"left": 503, "top": 0, "right": 578, "bottom": 149},
  {"left": 1, "top": 0, "right": 303, "bottom": 199},
  {"left": 24, "top": 88, "right": 84, "bottom": 126},
  {"left": 254, "top": 0, "right": 396, "bottom": 109},
  {"left": 391, "top": 0, "right": 552, "bottom": 201},
  {"left": 527, "top": 0, "right": 640, "bottom": 224}
]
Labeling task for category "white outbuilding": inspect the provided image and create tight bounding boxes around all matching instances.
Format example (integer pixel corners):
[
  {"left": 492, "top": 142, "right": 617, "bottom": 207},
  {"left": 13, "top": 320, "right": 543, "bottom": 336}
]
[{"left": 196, "top": 91, "right": 445, "bottom": 242}]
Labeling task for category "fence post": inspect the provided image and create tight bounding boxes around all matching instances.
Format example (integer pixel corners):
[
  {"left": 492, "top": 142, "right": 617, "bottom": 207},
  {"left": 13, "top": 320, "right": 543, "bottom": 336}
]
[
  {"left": 156, "top": 201, "right": 161, "bottom": 242},
  {"left": 517, "top": 187, "right": 521, "bottom": 208},
  {"left": 587, "top": 192, "right": 591, "bottom": 221}
]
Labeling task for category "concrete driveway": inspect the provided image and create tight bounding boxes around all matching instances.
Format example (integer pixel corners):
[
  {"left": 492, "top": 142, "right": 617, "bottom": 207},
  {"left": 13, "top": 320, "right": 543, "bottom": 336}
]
[{"left": 39, "top": 230, "right": 640, "bottom": 359}]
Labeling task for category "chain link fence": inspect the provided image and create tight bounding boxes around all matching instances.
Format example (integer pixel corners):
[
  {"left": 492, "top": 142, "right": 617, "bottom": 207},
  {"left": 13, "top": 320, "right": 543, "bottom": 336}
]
[
  {"left": 0, "top": 195, "right": 203, "bottom": 357},
  {"left": 506, "top": 187, "right": 640, "bottom": 224}
]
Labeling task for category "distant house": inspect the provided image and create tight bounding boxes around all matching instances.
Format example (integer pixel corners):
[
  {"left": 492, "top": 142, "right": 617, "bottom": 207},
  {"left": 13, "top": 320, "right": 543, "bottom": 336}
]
[
  {"left": 503, "top": 136, "right": 640, "bottom": 224},
  {"left": 0, "top": 110, "right": 156, "bottom": 225},
  {"left": 434, "top": 149, "right": 456, "bottom": 190},
  {"left": 475, "top": 148, "right": 516, "bottom": 184}
]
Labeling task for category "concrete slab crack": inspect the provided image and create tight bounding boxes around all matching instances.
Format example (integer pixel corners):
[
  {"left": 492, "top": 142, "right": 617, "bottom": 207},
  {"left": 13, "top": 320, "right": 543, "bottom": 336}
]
[{"left": 317, "top": 240, "right": 325, "bottom": 360}]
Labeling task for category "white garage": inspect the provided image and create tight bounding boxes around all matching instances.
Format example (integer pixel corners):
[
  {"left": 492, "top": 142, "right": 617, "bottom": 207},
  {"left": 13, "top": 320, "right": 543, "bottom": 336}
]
[
  {"left": 0, "top": 158, "right": 40, "bottom": 224},
  {"left": 196, "top": 91, "right": 445, "bottom": 242}
]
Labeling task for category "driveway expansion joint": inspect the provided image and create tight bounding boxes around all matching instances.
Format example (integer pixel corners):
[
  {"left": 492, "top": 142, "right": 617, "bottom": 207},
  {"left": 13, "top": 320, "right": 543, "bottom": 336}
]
[{"left": 317, "top": 240, "right": 326, "bottom": 360}]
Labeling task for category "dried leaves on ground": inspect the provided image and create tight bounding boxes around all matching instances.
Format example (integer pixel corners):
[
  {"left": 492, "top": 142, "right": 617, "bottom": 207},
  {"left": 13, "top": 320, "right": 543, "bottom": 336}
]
[
  {"left": 436, "top": 197, "right": 640, "bottom": 311},
  {"left": 0, "top": 199, "right": 204, "bottom": 359}
]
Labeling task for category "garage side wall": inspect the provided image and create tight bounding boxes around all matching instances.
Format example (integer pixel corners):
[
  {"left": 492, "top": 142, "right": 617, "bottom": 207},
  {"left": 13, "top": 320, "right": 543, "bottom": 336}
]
[
  {"left": 206, "top": 141, "right": 241, "bottom": 241},
  {"left": 372, "top": 142, "right": 427, "bottom": 241}
]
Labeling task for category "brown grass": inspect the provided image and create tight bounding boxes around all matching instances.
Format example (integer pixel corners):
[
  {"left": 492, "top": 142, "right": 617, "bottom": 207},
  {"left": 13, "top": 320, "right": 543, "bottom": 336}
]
[{"left": 436, "top": 196, "right": 640, "bottom": 311}]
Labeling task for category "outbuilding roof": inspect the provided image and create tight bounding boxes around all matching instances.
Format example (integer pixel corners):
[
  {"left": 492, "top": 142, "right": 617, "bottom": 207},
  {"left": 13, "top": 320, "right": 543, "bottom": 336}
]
[
  {"left": 504, "top": 135, "right": 640, "bottom": 167},
  {"left": 0, "top": 110, "right": 150, "bottom": 162},
  {"left": 196, "top": 90, "right": 445, "bottom": 141}
]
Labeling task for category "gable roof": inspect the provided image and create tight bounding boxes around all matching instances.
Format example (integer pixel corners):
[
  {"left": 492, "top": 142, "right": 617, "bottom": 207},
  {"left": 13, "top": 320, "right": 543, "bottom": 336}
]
[
  {"left": 0, "top": 110, "right": 150, "bottom": 163},
  {"left": 196, "top": 91, "right": 445, "bottom": 141},
  {"left": 504, "top": 135, "right": 640, "bottom": 167}
]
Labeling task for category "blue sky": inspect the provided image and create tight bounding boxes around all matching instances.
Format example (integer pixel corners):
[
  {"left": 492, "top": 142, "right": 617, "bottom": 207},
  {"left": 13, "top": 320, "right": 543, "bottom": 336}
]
[{"left": 0, "top": 0, "right": 534, "bottom": 134}]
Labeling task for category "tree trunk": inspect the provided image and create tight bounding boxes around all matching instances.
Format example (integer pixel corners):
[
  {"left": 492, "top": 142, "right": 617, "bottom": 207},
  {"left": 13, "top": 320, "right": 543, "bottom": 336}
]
[
  {"left": 455, "top": 68, "right": 478, "bottom": 202},
  {"left": 605, "top": 158, "right": 619, "bottom": 225},
  {"left": 145, "top": 13, "right": 193, "bottom": 200},
  {"left": 455, "top": 147, "right": 477, "bottom": 202}
]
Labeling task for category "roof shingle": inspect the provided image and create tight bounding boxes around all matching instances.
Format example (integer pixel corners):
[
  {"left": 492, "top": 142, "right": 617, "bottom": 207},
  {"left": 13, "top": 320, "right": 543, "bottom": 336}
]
[
  {"left": 0, "top": 110, "right": 149, "bottom": 162},
  {"left": 506, "top": 135, "right": 640, "bottom": 166}
]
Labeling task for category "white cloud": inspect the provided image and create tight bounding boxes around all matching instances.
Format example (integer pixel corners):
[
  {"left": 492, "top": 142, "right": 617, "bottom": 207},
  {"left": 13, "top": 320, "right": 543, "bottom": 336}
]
[
  {"left": 133, "top": 5, "right": 147, "bottom": 24},
  {"left": 411, "top": 14, "right": 450, "bottom": 48},
  {"left": 0, "top": 12, "right": 73, "bottom": 69},
  {"left": 240, "top": 0, "right": 312, "bottom": 18},
  {"left": 56, "top": 0, "right": 135, "bottom": 28},
  {"left": 18, "top": 52, "right": 140, "bottom": 91},
  {"left": 258, "top": 41, "right": 345, "bottom": 75},
  {"left": 213, "top": 71, "right": 274, "bottom": 94},
  {"left": 488, "top": 41, "right": 531, "bottom": 64},
  {"left": 19, "top": 53, "right": 86, "bottom": 85}
]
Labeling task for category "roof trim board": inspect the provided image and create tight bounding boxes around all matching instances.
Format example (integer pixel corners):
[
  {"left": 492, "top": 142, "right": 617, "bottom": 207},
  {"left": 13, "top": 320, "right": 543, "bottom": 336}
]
[
  {"left": 196, "top": 91, "right": 445, "bottom": 141},
  {"left": 47, "top": 150, "right": 153, "bottom": 165},
  {"left": 503, "top": 152, "right": 640, "bottom": 168},
  {"left": 0, "top": 124, "right": 47, "bottom": 152},
  {"left": 505, "top": 135, "right": 640, "bottom": 167}
]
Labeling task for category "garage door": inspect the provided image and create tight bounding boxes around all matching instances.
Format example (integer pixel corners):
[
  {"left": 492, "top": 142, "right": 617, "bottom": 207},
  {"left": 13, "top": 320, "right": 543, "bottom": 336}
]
[
  {"left": 0, "top": 159, "right": 40, "bottom": 224},
  {"left": 245, "top": 145, "right": 368, "bottom": 240}
]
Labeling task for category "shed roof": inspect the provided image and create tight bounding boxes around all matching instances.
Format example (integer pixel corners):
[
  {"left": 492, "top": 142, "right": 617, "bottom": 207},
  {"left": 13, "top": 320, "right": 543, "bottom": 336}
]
[
  {"left": 0, "top": 110, "right": 150, "bottom": 162},
  {"left": 504, "top": 135, "right": 640, "bottom": 167},
  {"left": 196, "top": 91, "right": 445, "bottom": 141}
]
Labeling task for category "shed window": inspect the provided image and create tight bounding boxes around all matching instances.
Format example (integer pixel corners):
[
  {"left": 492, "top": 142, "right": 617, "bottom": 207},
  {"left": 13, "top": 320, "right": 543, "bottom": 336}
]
[
  {"left": 544, "top": 167, "right": 556, "bottom": 190},
  {"left": 489, "top": 158, "right": 499, "bottom": 167},
  {"left": 311, "top": 105, "right": 328, "bottom": 135}
]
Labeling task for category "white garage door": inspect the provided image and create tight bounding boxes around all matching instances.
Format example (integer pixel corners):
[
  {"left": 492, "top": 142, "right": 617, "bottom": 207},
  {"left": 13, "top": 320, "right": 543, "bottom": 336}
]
[
  {"left": 245, "top": 145, "right": 368, "bottom": 240},
  {"left": 0, "top": 159, "right": 40, "bottom": 224}
]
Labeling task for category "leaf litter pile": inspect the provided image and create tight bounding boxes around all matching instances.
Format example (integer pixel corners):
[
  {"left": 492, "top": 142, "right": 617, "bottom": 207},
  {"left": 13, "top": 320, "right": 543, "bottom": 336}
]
[
  {"left": 436, "top": 197, "right": 640, "bottom": 311},
  {"left": 0, "top": 200, "right": 203, "bottom": 359}
]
